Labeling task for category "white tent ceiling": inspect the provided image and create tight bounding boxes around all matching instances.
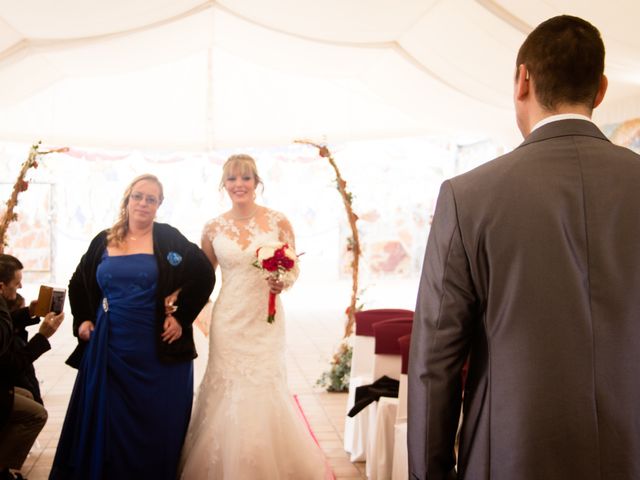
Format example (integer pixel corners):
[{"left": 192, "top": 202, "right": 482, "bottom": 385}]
[{"left": 0, "top": 0, "right": 638, "bottom": 151}]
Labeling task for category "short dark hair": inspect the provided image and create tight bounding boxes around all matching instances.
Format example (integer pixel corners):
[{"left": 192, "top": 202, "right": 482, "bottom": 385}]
[
  {"left": 516, "top": 15, "right": 605, "bottom": 111},
  {"left": 0, "top": 254, "right": 23, "bottom": 284}
]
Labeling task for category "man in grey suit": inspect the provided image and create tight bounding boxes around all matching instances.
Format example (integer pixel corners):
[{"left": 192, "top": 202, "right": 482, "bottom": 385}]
[{"left": 408, "top": 15, "right": 640, "bottom": 480}]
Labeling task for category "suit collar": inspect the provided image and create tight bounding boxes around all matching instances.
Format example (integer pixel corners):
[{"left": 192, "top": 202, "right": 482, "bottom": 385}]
[{"left": 518, "top": 119, "right": 610, "bottom": 149}]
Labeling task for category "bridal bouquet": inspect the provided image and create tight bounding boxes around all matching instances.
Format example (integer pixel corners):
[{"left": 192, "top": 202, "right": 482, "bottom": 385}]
[{"left": 253, "top": 242, "right": 297, "bottom": 323}]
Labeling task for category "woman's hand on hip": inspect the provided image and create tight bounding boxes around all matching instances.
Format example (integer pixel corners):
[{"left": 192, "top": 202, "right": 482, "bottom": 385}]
[
  {"left": 78, "top": 320, "right": 95, "bottom": 341},
  {"left": 162, "top": 314, "right": 182, "bottom": 343},
  {"left": 164, "top": 288, "right": 181, "bottom": 315}
]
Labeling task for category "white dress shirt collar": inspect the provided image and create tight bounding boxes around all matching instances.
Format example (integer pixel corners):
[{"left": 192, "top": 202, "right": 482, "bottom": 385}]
[{"left": 531, "top": 113, "right": 593, "bottom": 133}]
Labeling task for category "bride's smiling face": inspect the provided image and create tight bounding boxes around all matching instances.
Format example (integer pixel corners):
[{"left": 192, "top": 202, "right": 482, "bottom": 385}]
[{"left": 224, "top": 169, "right": 256, "bottom": 205}]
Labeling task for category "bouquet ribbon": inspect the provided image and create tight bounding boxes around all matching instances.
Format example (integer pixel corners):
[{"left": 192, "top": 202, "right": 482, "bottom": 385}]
[{"left": 268, "top": 291, "right": 277, "bottom": 323}]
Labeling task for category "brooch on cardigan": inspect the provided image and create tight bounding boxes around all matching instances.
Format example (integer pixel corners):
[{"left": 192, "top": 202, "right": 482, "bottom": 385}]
[{"left": 167, "top": 251, "right": 182, "bottom": 266}]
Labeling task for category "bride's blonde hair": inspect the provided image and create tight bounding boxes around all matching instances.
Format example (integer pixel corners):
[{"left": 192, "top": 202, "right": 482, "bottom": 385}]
[
  {"left": 107, "top": 174, "right": 164, "bottom": 245},
  {"left": 219, "top": 154, "right": 264, "bottom": 191}
]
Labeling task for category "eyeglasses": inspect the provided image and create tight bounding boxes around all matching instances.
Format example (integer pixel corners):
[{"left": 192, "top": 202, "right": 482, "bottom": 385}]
[{"left": 129, "top": 192, "right": 159, "bottom": 205}]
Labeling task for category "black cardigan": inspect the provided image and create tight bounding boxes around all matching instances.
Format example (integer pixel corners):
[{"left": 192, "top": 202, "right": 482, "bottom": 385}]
[{"left": 66, "top": 222, "right": 215, "bottom": 368}]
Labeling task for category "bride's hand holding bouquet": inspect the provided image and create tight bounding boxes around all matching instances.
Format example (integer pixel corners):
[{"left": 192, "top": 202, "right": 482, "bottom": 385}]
[{"left": 253, "top": 242, "right": 298, "bottom": 323}]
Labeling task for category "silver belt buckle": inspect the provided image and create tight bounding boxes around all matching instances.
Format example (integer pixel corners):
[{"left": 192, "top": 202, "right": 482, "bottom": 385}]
[{"left": 102, "top": 297, "right": 109, "bottom": 312}]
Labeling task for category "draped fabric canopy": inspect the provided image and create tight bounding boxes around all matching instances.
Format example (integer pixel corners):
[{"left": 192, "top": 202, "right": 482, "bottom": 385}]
[{"left": 0, "top": 0, "right": 638, "bottom": 151}]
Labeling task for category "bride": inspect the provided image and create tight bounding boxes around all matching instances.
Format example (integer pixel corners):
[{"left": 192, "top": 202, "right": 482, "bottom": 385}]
[{"left": 180, "top": 154, "right": 332, "bottom": 479}]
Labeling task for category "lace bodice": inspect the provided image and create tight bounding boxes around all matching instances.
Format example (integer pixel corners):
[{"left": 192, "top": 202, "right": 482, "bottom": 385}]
[
  {"left": 204, "top": 208, "right": 298, "bottom": 288},
  {"left": 203, "top": 207, "right": 295, "bottom": 252}
]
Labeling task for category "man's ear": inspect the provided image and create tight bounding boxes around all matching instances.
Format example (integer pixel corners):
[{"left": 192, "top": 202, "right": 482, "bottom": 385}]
[
  {"left": 592, "top": 74, "right": 608, "bottom": 109},
  {"left": 515, "top": 64, "right": 530, "bottom": 101}
]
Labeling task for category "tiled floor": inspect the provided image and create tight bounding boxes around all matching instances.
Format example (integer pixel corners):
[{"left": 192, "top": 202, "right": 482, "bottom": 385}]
[{"left": 14, "top": 277, "right": 422, "bottom": 479}]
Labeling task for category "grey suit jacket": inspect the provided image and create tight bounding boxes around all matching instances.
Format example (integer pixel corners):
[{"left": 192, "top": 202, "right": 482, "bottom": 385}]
[{"left": 408, "top": 119, "right": 640, "bottom": 480}]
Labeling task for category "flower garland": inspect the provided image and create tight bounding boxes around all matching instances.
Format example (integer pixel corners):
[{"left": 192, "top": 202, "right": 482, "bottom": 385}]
[
  {"left": 0, "top": 142, "right": 68, "bottom": 253},
  {"left": 295, "top": 139, "right": 361, "bottom": 338},
  {"left": 315, "top": 341, "right": 352, "bottom": 392}
]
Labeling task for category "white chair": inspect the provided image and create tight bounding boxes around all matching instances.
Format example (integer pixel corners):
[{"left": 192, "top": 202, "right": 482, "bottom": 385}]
[
  {"left": 391, "top": 334, "right": 411, "bottom": 480},
  {"left": 369, "top": 397, "right": 399, "bottom": 479},
  {"left": 365, "top": 321, "right": 412, "bottom": 479},
  {"left": 343, "top": 309, "right": 413, "bottom": 462},
  {"left": 344, "top": 334, "right": 375, "bottom": 461},
  {"left": 391, "top": 422, "right": 408, "bottom": 480}
]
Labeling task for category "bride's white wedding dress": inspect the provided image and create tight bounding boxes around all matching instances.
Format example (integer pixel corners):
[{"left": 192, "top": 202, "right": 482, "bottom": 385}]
[{"left": 180, "top": 208, "right": 332, "bottom": 479}]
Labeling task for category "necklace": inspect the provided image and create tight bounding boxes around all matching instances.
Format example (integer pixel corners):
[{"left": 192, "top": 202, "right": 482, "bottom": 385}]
[
  {"left": 231, "top": 206, "right": 258, "bottom": 220},
  {"left": 127, "top": 229, "right": 152, "bottom": 241}
]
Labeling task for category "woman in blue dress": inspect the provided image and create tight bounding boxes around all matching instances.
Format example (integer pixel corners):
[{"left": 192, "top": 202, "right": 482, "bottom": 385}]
[{"left": 50, "top": 174, "right": 215, "bottom": 480}]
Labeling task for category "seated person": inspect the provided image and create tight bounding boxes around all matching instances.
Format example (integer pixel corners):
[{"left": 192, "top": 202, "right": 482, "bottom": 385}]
[
  {"left": 6, "top": 294, "right": 42, "bottom": 405},
  {"left": 0, "top": 254, "right": 64, "bottom": 480}
]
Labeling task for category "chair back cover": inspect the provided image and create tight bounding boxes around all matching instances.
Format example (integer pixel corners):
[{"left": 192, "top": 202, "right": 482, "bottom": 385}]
[
  {"left": 398, "top": 334, "right": 411, "bottom": 375},
  {"left": 355, "top": 309, "right": 413, "bottom": 337},
  {"left": 373, "top": 319, "right": 413, "bottom": 355}
]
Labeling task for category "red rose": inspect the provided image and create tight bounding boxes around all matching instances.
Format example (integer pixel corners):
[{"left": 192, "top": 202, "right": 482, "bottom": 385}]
[{"left": 262, "top": 258, "right": 279, "bottom": 272}]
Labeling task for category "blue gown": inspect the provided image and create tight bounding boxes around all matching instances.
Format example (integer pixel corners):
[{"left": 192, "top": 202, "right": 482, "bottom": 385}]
[{"left": 50, "top": 254, "right": 193, "bottom": 480}]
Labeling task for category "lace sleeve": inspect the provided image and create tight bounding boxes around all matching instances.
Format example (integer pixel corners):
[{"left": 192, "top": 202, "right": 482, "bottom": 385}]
[
  {"left": 276, "top": 213, "right": 295, "bottom": 249},
  {"left": 275, "top": 212, "right": 299, "bottom": 290},
  {"left": 201, "top": 217, "right": 220, "bottom": 269},
  {"left": 202, "top": 217, "right": 220, "bottom": 245}
]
